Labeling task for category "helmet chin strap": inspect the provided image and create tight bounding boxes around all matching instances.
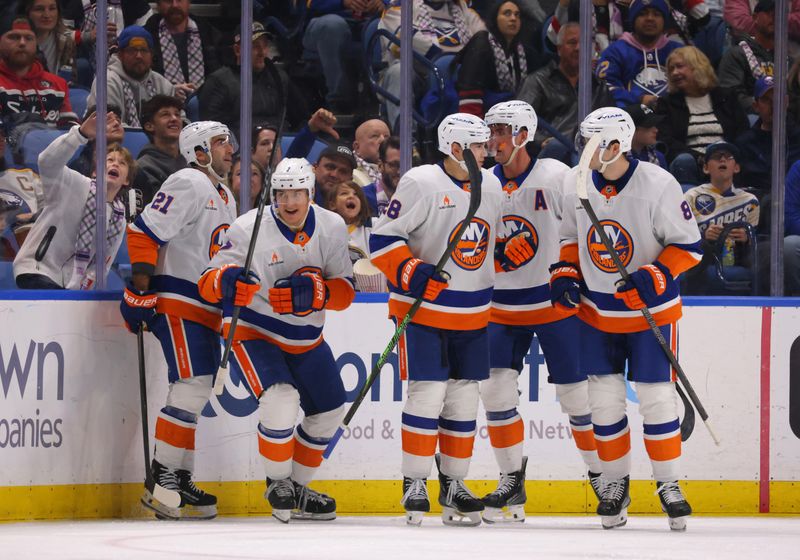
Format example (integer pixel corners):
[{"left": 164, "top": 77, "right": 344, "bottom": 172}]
[
  {"left": 504, "top": 135, "right": 525, "bottom": 167},
  {"left": 598, "top": 144, "right": 624, "bottom": 174}
]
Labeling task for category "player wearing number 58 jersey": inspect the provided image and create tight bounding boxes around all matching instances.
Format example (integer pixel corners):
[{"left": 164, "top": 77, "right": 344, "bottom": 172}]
[
  {"left": 122, "top": 121, "right": 237, "bottom": 521},
  {"left": 557, "top": 107, "right": 702, "bottom": 531},
  {"left": 370, "top": 113, "right": 504, "bottom": 526}
]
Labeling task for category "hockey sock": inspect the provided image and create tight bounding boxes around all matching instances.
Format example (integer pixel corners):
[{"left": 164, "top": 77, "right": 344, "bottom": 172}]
[
  {"left": 438, "top": 380, "right": 479, "bottom": 479},
  {"left": 258, "top": 383, "right": 301, "bottom": 480},
  {"left": 637, "top": 382, "right": 682, "bottom": 481},
  {"left": 589, "top": 374, "right": 631, "bottom": 479},
  {"left": 556, "top": 381, "right": 601, "bottom": 474},
  {"left": 258, "top": 424, "right": 294, "bottom": 480},
  {"left": 402, "top": 381, "right": 447, "bottom": 479},
  {"left": 292, "top": 406, "right": 344, "bottom": 486},
  {"left": 154, "top": 406, "right": 197, "bottom": 470},
  {"left": 481, "top": 369, "right": 523, "bottom": 473}
]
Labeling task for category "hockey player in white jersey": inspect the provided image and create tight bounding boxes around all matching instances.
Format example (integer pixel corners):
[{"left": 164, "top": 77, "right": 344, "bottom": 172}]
[
  {"left": 198, "top": 158, "right": 355, "bottom": 523},
  {"left": 121, "top": 121, "right": 239, "bottom": 520},
  {"left": 370, "top": 113, "right": 505, "bottom": 526},
  {"left": 555, "top": 107, "right": 702, "bottom": 530},
  {"left": 481, "top": 101, "right": 603, "bottom": 523}
]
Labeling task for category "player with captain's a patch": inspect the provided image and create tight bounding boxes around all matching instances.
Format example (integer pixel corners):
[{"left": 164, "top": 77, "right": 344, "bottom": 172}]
[
  {"left": 556, "top": 107, "right": 702, "bottom": 532},
  {"left": 198, "top": 158, "right": 355, "bottom": 523},
  {"left": 122, "top": 121, "right": 238, "bottom": 521},
  {"left": 369, "top": 113, "right": 504, "bottom": 527},
  {"left": 480, "top": 101, "right": 603, "bottom": 523}
]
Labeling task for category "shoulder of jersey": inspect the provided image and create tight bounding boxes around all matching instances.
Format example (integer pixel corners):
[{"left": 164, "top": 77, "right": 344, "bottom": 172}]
[
  {"left": 524, "top": 158, "right": 569, "bottom": 189},
  {"left": 634, "top": 160, "right": 682, "bottom": 193},
  {"left": 313, "top": 205, "right": 348, "bottom": 232},
  {"left": 535, "top": 157, "right": 570, "bottom": 176},
  {"left": 164, "top": 167, "right": 209, "bottom": 188},
  {"left": 480, "top": 168, "right": 503, "bottom": 193}
]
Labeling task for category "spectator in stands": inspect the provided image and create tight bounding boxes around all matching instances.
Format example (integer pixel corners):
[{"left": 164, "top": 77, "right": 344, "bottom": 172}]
[
  {"left": 363, "top": 135, "right": 400, "bottom": 216},
  {"left": 135, "top": 94, "right": 185, "bottom": 209},
  {"left": 595, "top": 0, "right": 682, "bottom": 108},
  {"left": 88, "top": 26, "right": 191, "bottom": 127},
  {"left": 252, "top": 123, "right": 281, "bottom": 171},
  {"left": 199, "top": 22, "right": 307, "bottom": 140},
  {"left": 281, "top": 108, "right": 340, "bottom": 161},
  {"left": 724, "top": 0, "right": 800, "bottom": 45},
  {"left": 352, "top": 118, "right": 390, "bottom": 187},
  {"left": 379, "top": 0, "right": 486, "bottom": 128},
  {"left": 20, "top": 0, "right": 77, "bottom": 77},
  {"left": 784, "top": 159, "right": 800, "bottom": 295},
  {"left": 517, "top": 22, "right": 612, "bottom": 157},
  {"left": 735, "top": 76, "right": 800, "bottom": 199},
  {"left": 326, "top": 180, "right": 372, "bottom": 262},
  {"left": 303, "top": 0, "right": 385, "bottom": 114},
  {"left": 78, "top": 0, "right": 153, "bottom": 54},
  {"left": 70, "top": 103, "right": 124, "bottom": 177},
  {"left": 456, "top": 0, "right": 538, "bottom": 118},
  {"left": 718, "top": 0, "right": 777, "bottom": 112},
  {"left": 143, "top": 0, "right": 220, "bottom": 91},
  {"left": 0, "top": 16, "right": 78, "bottom": 128},
  {"left": 625, "top": 102, "right": 667, "bottom": 168},
  {"left": 13, "top": 111, "right": 136, "bottom": 289},
  {"left": 228, "top": 155, "right": 265, "bottom": 207},
  {"left": 683, "top": 141, "right": 760, "bottom": 294},
  {"left": 313, "top": 143, "right": 356, "bottom": 206},
  {"left": 655, "top": 46, "right": 748, "bottom": 182}
]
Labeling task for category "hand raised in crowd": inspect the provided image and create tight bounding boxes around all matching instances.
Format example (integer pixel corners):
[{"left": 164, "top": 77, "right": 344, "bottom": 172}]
[
  {"left": 173, "top": 83, "right": 196, "bottom": 102},
  {"left": 79, "top": 112, "right": 122, "bottom": 140},
  {"left": 308, "top": 108, "right": 339, "bottom": 140}
]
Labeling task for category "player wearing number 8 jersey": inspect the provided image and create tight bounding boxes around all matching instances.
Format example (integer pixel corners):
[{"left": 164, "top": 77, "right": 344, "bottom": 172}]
[
  {"left": 123, "top": 121, "right": 237, "bottom": 520},
  {"left": 557, "top": 107, "right": 702, "bottom": 530},
  {"left": 369, "top": 113, "right": 504, "bottom": 526}
]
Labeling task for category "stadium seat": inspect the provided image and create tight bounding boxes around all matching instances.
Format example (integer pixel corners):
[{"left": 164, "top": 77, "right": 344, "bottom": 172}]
[
  {"left": 69, "top": 86, "right": 90, "bottom": 120},
  {"left": 0, "top": 261, "right": 15, "bottom": 289},
  {"left": 280, "top": 134, "right": 329, "bottom": 164},
  {"left": 122, "top": 129, "right": 149, "bottom": 158},
  {"left": 18, "top": 128, "right": 64, "bottom": 170},
  {"left": 185, "top": 94, "right": 200, "bottom": 122}
]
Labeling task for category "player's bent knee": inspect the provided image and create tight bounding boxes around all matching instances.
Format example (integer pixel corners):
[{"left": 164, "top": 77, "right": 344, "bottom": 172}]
[
  {"left": 405, "top": 380, "right": 448, "bottom": 417},
  {"left": 259, "top": 383, "right": 301, "bottom": 429},
  {"left": 480, "top": 368, "right": 520, "bottom": 411},
  {"left": 302, "top": 405, "right": 346, "bottom": 438},
  {"left": 555, "top": 380, "right": 590, "bottom": 417},
  {"left": 588, "top": 374, "right": 627, "bottom": 424},
  {"left": 166, "top": 376, "right": 212, "bottom": 416},
  {"left": 442, "top": 379, "right": 480, "bottom": 420},
  {"left": 635, "top": 382, "right": 679, "bottom": 423}
]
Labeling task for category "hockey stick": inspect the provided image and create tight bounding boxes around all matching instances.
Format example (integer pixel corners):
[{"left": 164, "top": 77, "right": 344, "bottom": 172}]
[
  {"left": 576, "top": 135, "right": 719, "bottom": 445},
  {"left": 213, "top": 59, "right": 287, "bottom": 396},
  {"left": 137, "top": 327, "right": 153, "bottom": 488},
  {"left": 323, "top": 150, "right": 484, "bottom": 458}
]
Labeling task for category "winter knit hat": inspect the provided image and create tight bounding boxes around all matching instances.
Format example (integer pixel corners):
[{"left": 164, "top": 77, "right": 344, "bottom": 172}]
[{"left": 627, "top": 0, "right": 670, "bottom": 25}]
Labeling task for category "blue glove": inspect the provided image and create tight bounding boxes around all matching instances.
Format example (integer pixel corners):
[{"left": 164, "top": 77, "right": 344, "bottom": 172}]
[
  {"left": 548, "top": 261, "right": 581, "bottom": 315},
  {"left": 398, "top": 258, "right": 449, "bottom": 301},
  {"left": 269, "top": 272, "right": 328, "bottom": 315},
  {"left": 219, "top": 266, "right": 261, "bottom": 307},
  {"left": 120, "top": 282, "right": 158, "bottom": 333},
  {"left": 615, "top": 262, "right": 673, "bottom": 310}
]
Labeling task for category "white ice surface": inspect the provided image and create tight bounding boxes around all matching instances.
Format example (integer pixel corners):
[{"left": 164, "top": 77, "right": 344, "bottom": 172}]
[{"left": 2, "top": 516, "right": 800, "bottom": 560}]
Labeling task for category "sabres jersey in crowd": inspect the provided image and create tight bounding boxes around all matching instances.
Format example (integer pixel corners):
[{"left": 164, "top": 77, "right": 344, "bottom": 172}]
[
  {"left": 559, "top": 159, "right": 702, "bottom": 333},
  {"left": 127, "top": 168, "right": 237, "bottom": 330},
  {"left": 491, "top": 157, "right": 571, "bottom": 326},
  {"left": 0, "top": 167, "right": 42, "bottom": 221},
  {"left": 201, "top": 205, "right": 355, "bottom": 352},
  {"left": 684, "top": 183, "right": 759, "bottom": 234},
  {"left": 370, "top": 162, "right": 504, "bottom": 331}
]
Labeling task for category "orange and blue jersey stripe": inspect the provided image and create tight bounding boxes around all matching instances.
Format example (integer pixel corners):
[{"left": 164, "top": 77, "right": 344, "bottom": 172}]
[
  {"left": 491, "top": 283, "right": 572, "bottom": 325},
  {"left": 152, "top": 275, "right": 222, "bottom": 331},
  {"left": 222, "top": 307, "right": 324, "bottom": 354}
]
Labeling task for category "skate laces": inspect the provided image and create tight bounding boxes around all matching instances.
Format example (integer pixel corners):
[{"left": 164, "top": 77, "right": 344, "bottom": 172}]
[
  {"left": 656, "top": 481, "right": 685, "bottom": 504},
  {"left": 269, "top": 479, "right": 294, "bottom": 499},
  {"left": 297, "top": 484, "right": 329, "bottom": 508},
  {"left": 488, "top": 471, "right": 518, "bottom": 498},
  {"left": 401, "top": 479, "right": 427, "bottom": 505},
  {"left": 157, "top": 468, "right": 180, "bottom": 491},
  {"left": 589, "top": 474, "right": 605, "bottom": 495},
  {"left": 446, "top": 479, "right": 477, "bottom": 503},
  {"left": 603, "top": 478, "right": 626, "bottom": 502}
]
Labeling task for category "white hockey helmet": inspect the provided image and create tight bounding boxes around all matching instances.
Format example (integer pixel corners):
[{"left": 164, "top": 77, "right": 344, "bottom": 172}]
[
  {"left": 485, "top": 100, "right": 538, "bottom": 144},
  {"left": 437, "top": 112, "right": 491, "bottom": 158},
  {"left": 579, "top": 107, "right": 635, "bottom": 153},
  {"left": 270, "top": 157, "right": 315, "bottom": 202},
  {"left": 179, "top": 121, "right": 234, "bottom": 167}
]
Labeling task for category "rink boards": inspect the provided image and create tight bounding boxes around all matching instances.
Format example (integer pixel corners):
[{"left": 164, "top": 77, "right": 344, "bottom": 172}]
[{"left": 0, "top": 293, "right": 799, "bottom": 520}]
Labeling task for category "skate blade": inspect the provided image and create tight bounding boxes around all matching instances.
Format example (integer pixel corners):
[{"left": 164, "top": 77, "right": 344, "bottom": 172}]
[
  {"left": 272, "top": 509, "right": 292, "bottom": 524},
  {"left": 482, "top": 505, "right": 525, "bottom": 524},
  {"left": 405, "top": 511, "right": 425, "bottom": 526},
  {"left": 290, "top": 510, "right": 336, "bottom": 521},
  {"left": 442, "top": 507, "right": 482, "bottom": 527},
  {"left": 601, "top": 508, "right": 628, "bottom": 530},
  {"left": 668, "top": 515, "right": 688, "bottom": 531},
  {"left": 141, "top": 491, "right": 181, "bottom": 521},
  {"left": 180, "top": 504, "right": 217, "bottom": 520}
]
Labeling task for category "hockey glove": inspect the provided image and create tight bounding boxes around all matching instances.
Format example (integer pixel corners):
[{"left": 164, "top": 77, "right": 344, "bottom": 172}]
[
  {"left": 269, "top": 271, "right": 328, "bottom": 315},
  {"left": 549, "top": 261, "right": 581, "bottom": 315},
  {"left": 614, "top": 262, "right": 672, "bottom": 310},
  {"left": 398, "top": 258, "right": 449, "bottom": 302},
  {"left": 497, "top": 231, "right": 536, "bottom": 272},
  {"left": 205, "top": 264, "right": 261, "bottom": 307},
  {"left": 120, "top": 282, "right": 158, "bottom": 333}
]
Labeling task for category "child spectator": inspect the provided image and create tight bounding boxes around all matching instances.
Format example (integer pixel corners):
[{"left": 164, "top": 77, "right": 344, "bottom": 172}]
[
  {"left": 228, "top": 155, "right": 264, "bottom": 207},
  {"left": 135, "top": 94, "right": 185, "bottom": 208},
  {"left": 625, "top": 102, "right": 667, "bottom": 168},
  {"left": 326, "top": 180, "right": 372, "bottom": 263}
]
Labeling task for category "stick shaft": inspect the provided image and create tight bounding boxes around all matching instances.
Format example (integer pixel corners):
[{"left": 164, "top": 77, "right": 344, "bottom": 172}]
[{"left": 137, "top": 327, "right": 152, "bottom": 483}]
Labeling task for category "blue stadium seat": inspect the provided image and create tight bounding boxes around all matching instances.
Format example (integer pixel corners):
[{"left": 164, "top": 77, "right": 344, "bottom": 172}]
[
  {"left": 69, "top": 86, "right": 90, "bottom": 120},
  {"left": 0, "top": 261, "right": 15, "bottom": 289},
  {"left": 280, "top": 135, "right": 328, "bottom": 164},
  {"left": 185, "top": 94, "right": 200, "bottom": 122},
  {"left": 122, "top": 129, "right": 149, "bottom": 158},
  {"left": 18, "top": 128, "right": 64, "bottom": 170}
]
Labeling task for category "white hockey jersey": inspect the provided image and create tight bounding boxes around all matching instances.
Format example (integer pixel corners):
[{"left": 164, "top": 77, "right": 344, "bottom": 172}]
[
  {"left": 202, "top": 205, "right": 355, "bottom": 352},
  {"left": 491, "top": 157, "right": 571, "bottom": 326},
  {"left": 370, "top": 162, "right": 504, "bottom": 331},
  {"left": 128, "top": 167, "right": 236, "bottom": 330},
  {"left": 559, "top": 159, "right": 702, "bottom": 333},
  {"left": 684, "top": 183, "right": 759, "bottom": 234},
  {"left": 0, "top": 167, "right": 43, "bottom": 220}
]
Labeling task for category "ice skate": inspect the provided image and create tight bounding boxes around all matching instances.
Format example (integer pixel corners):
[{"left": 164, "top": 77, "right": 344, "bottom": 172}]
[
  {"left": 597, "top": 475, "right": 630, "bottom": 529},
  {"left": 175, "top": 469, "right": 217, "bottom": 520},
  {"left": 266, "top": 478, "right": 296, "bottom": 523},
  {"left": 141, "top": 460, "right": 184, "bottom": 520},
  {"left": 656, "top": 481, "right": 692, "bottom": 531},
  {"left": 292, "top": 482, "right": 336, "bottom": 520},
  {"left": 481, "top": 456, "right": 527, "bottom": 523},
  {"left": 588, "top": 471, "right": 604, "bottom": 501},
  {"left": 436, "top": 456, "right": 483, "bottom": 526},
  {"left": 401, "top": 477, "right": 430, "bottom": 526}
]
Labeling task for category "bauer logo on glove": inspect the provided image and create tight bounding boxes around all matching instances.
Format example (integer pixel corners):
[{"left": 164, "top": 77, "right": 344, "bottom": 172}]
[
  {"left": 269, "top": 269, "right": 329, "bottom": 316},
  {"left": 614, "top": 262, "right": 672, "bottom": 310}
]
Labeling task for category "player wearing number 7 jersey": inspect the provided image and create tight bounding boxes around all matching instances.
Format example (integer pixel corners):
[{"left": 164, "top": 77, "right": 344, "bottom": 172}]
[
  {"left": 557, "top": 107, "right": 702, "bottom": 531},
  {"left": 123, "top": 121, "right": 237, "bottom": 520}
]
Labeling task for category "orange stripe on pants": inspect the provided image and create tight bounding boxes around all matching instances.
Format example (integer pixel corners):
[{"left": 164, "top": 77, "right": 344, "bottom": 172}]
[
  {"left": 596, "top": 432, "right": 631, "bottom": 462},
  {"left": 233, "top": 342, "right": 264, "bottom": 396},
  {"left": 398, "top": 331, "right": 408, "bottom": 381},
  {"left": 438, "top": 433, "right": 475, "bottom": 459},
  {"left": 402, "top": 430, "right": 438, "bottom": 457},
  {"left": 571, "top": 428, "right": 598, "bottom": 451},
  {"left": 293, "top": 439, "right": 324, "bottom": 468},
  {"left": 644, "top": 434, "right": 682, "bottom": 461},
  {"left": 155, "top": 417, "right": 196, "bottom": 450},
  {"left": 487, "top": 419, "right": 524, "bottom": 448},
  {"left": 258, "top": 435, "right": 295, "bottom": 462},
  {"left": 167, "top": 315, "right": 192, "bottom": 379}
]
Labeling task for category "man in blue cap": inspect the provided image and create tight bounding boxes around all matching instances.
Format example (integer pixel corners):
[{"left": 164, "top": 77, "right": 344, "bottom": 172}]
[
  {"left": 596, "top": 0, "right": 683, "bottom": 108},
  {"left": 87, "top": 25, "right": 192, "bottom": 127}
]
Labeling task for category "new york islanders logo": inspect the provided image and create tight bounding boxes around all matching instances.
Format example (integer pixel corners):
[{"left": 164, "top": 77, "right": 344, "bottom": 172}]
[
  {"left": 587, "top": 220, "right": 634, "bottom": 273},
  {"left": 209, "top": 224, "right": 230, "bottom": 259},
  {"left": 449, "top": 217, "right": 490, "bottom": 270},
  {"left": 499, "top": 215, "right": 538, "bottom": 266}
]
